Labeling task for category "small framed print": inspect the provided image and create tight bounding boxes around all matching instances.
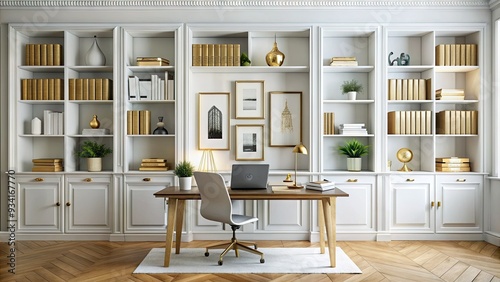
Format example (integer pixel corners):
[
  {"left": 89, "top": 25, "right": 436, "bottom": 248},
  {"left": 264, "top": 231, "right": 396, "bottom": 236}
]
[
  {"left": 235, "top": 80, "right": 265, "bottom": 119},
  {"left": 198, "top": 92, "right": 230, "bottom": 150},
  {"left": 235, "top": 124, "right": 264, "bottom": 161},
  {"left": 269, "top": 91, "right": 302, "bottom": 147}
]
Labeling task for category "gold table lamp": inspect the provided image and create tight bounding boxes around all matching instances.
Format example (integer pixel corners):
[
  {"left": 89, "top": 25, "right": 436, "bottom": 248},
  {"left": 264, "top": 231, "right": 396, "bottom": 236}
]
[{"left": 288, "top": 143, "right": 308, "bottom": 189}]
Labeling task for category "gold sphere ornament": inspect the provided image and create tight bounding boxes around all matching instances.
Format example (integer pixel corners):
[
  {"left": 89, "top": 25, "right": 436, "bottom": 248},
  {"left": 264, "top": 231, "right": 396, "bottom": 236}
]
[
  {"left": 90, "top": 115, "right": 100, "bottom": 129},
  {"left": 396, "top": 148, "right": 413, "bottom": 172},
  {"left": 265, "top": 35, "right": 285, "bottom": 66}
]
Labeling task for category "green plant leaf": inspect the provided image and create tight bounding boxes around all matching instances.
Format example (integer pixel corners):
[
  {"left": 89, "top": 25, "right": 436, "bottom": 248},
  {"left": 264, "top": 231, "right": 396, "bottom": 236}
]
[{"left": 338, "top": 139, "right": 369, "bottom": 158}]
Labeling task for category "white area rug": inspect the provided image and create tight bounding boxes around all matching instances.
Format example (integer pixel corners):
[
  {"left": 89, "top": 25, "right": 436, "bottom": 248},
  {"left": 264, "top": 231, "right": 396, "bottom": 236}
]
[{"left": 133, "top": 247, "right": 362, "bottom": 274}]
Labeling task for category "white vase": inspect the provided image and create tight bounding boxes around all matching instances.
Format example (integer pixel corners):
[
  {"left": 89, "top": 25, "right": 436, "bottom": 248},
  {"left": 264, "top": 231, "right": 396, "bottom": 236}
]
[
  {"left": 87, "top": 157, "right": 102, "bottom": 172},
  {"left": 85, "top": 35, "right": 106, "bottom": 66},
  {"left": 347, "top": 157, "right": 362, "bottom": 172},
  {"left": 179, "top": 177, "right": 192, "bottom": 190},
  {"left": 347, "top": 91, "right": 357, "bottom": 100},
  {"left": 31, "top": 117, "right": 41, "bottom": 135}
]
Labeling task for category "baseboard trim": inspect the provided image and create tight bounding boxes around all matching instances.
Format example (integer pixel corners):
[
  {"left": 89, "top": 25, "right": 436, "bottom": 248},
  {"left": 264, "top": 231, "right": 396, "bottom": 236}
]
[{"left": 484, "top": 232, "right": 500, "bottom": 246}]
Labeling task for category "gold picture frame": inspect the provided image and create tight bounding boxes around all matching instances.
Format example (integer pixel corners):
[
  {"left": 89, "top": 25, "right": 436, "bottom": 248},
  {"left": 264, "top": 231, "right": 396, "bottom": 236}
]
[
  {"left": 198, "top": 92, "right": 230, "bottom": 150},
  {"left": 235, "top": 124, "right": 264, "bottom": 161},
  {"left": 269, "top": 91, "right": 302, "bottom": 147},
  {"left": 235, "top": 80, "right": 265, "bottom": 119}
]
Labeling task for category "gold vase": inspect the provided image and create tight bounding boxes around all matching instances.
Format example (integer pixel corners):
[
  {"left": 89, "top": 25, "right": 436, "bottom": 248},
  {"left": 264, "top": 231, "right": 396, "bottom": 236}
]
[
  {"left": 90, "top": 115, "right": 100, "bottom": 129},
  {"left": 266, "top": 41, "right": 285, "bottom": 66}
]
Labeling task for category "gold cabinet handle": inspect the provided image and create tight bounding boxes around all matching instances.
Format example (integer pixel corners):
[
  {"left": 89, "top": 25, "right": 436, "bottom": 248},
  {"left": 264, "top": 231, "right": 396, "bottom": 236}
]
[
  {"left": 431, "top": 201, "right": 435, "bottom": 207},
  {"left": 56, "top": 202, "right": 60, "bottom": 206},
  {"left": 406, "top": 178, "right": 415, "bottom": 182},
  {"left": 34, "top": 177, "right": 44, "bottom": 182},
  {"left": 84, "top": 178, "right": 92, "bottom": 182},
  {"left": 456, "top": 179, "right": 466, "bottom": 182},
  {"left": 347, "top": 179, "right": 358, "bottom": 182},
  {"left": 143, "top": 178, "right": 151, "bottom": 182},
  {"left": 66, "top": 202, "right": 71, "bottom": 207},
  {"left": 437, "top": 201, "right": 441, "bottom": 208}
]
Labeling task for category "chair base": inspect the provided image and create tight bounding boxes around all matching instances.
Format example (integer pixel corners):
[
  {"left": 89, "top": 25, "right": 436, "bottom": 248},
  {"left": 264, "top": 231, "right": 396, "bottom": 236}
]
[{"left": 204, "top": 226, "right": 265, "bottom": 265}]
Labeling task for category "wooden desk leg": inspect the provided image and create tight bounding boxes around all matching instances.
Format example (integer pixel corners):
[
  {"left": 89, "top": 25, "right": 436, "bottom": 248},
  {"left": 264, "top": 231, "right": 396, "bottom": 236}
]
[
  {"left": 318, "top": 200, "right": 326, "bottom": 254},
  {"left": 164, "top": 198, "right": 178, "bottom": 267},
  {"left": 175, "top": 200, "right": 185, "bottom": 254},
  {"left": 321, "top": 197, "right": 336, "bottom": 267}
]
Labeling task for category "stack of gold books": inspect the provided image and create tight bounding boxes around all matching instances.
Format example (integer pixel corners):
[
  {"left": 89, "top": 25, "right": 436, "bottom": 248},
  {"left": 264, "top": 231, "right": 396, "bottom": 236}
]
[
  {"left": 136, "top": 57, "right": 170, "bottom": 66},
  {"left": 435, "top": 157, "right": 470, "bottom": 172},
  {"left": 32, "top": 158, "right": 64, "bottom": 172},
  {"left": 139, "top": 158, "right": 168, "bottom": 171}
]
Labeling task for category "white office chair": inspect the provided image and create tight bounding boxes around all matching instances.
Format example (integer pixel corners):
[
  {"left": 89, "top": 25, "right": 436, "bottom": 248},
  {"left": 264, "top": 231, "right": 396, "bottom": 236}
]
[{"left": 194, "top": 171, "right": 265, "bottom": 265}]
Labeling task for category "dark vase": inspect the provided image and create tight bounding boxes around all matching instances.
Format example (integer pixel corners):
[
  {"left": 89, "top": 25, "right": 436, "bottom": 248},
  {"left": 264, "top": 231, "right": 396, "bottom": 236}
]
[{"left": 153, "top": 116, "right": 168, "bottom": 134}]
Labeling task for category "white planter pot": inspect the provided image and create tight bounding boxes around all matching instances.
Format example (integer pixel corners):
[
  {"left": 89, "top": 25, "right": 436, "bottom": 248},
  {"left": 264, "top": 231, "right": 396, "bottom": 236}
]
[
  {"left": 179, "top": 177, "right": 192, "bottom": 190},
  {"left": 347, "top": 91, "right": 357, "bottom": 100},
  {"left": 347, "top": 157, "right": 362, "bottom": 172},
  {"left": 87, "top": 158, "right": 102, "bottom": 172}
]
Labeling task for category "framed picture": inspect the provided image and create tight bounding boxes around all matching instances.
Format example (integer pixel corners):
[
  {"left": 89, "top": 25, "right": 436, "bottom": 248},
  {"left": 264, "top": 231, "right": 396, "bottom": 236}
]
[
  {"left": 235, "top": 80, "right": 265, "bottom": 119},
  {"left": 269, "top": 91, "right": 302, "bottom": 147},
  {"left": 198, "top": 92, "right": 230, "bottom": 150},
  {"left": 235, "top": 124, "right": 264, "bottom": 161}
]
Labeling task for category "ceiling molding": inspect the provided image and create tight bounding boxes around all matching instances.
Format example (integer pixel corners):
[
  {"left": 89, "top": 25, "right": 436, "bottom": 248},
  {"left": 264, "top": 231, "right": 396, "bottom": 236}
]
[{"left": 0, "top": 1, "right": 491, "bottom": 8}]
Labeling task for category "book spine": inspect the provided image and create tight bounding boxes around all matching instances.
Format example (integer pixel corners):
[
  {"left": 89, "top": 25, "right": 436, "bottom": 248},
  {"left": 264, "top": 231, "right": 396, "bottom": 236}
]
[
  {"left": 192, "top": 44, "right": 202, "bottom": 66},
  {"left": 234, "top": 44, "right": 240, "bottom": 66},
  {"left": 202, "top": 44, "right": 209, "bottom": 66}
]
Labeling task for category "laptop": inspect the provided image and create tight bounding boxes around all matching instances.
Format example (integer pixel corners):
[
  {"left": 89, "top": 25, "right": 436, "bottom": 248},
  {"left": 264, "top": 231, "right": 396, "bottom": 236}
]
[{"left": 230, "top": 164, "right": 269, "bottom": 190}]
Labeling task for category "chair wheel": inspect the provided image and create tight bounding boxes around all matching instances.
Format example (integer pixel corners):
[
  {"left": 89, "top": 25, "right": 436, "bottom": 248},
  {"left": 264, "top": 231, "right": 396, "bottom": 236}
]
[
  {"left": 205, "top": 252, "right": 209, "bottom": 257},
  {"left": 260, "top": 258, "right": 265, "bottom": 263},
  {"left": 218, "top": 260, "right": 223, "bottom": 265}
]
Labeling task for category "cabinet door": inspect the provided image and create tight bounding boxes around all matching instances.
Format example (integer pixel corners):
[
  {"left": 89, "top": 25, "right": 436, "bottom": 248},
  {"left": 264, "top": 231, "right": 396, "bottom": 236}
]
[
  {"left": 330, "top": 175, "right": 376, "bottom": 232},
  {"left": 65, "top": 175, "right": 112, "bottom": 233},
  {"left": 436, "top": 175, "right": 482, "bottom": 232},
  {"left": 124, "top": 175, "right": 171, "bottom": 232},
  {"left": 17, "top": 175, "right": 63, "bottom": 233},
  {"left": 389, "top": 175, "right": 434, "bottom": 232}
]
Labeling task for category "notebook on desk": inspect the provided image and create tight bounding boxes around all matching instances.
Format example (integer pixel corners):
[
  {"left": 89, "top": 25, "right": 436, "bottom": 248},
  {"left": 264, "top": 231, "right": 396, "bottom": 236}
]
[{"left": 230, "top": 164, "right": 269, "bottom": 189}]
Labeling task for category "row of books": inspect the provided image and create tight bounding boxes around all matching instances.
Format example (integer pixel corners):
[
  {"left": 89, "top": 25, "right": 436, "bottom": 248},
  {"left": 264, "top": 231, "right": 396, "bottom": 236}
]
[
  {"left": 43, "top": 110, "right": 64, "bottom": 135},
  {"left": 138, "top": 158, "right": 169, "bottom": 171},
  {"left": 192, "top": 43, "right": 241, "bottom": 67},
  {"left": 435, "top": 88, "right": 465, "bottom": 100},
  {"left": 21, "top": 78, "right": 63, "bottom": 100},
  {"left": 435, "top": 157, "right": 470, "bottom": 172},
  {"left": 305, "top": 180, "right": 336, "bottom": 191},
  {"left": 128, "top": 74, "right": 174, "bottom": 101},
  {"left": 323, "top": 112, "right": 335, "bottom": 135},
  {"left": 136, "top": 57, "right": 170, "bottom": 66},
  {"left": 126, "top": 110, "right": 151, "bottom": 135},
  {"left": 25, "top": 43, "right": 63, "bottom": 66},
  {"left": 329, "top": 56, "right": 358, "bottom": 66},
  {"left": 435, "top": 44, "right": 477, "bottom": 66},
  {"left": 32, "top": 158, "right": 63, "bottom": 172},
  {"left": 388, "top": 111, "right": 432, "bottom": 135},
  {"left": 339, "top": 123, "right": 368, "bottom": 135},
  {"left": 68, "top": 78, "right": 112, "bottom": 100},
  {"left": 436, "top": 110, "right": 478, "bottom": 135},
  {"left": 388, "top": 78, "right": 430, "bottom": 100}
]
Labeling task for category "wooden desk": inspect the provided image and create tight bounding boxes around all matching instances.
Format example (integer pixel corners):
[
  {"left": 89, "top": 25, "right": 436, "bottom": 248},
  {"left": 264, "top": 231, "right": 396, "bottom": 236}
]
[{"left": 154, "top": 186, "right": 348, "bottom": 267}]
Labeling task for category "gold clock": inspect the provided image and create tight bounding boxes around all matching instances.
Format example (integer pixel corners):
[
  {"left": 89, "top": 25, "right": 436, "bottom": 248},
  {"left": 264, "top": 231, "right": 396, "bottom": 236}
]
[{"left": 396, "top": 148, "right": 413, "bottom": 172}]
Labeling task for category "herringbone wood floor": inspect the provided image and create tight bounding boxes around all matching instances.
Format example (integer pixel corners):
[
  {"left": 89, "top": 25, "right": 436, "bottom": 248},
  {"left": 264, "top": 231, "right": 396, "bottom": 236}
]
[{"left": 1, "top": 240, "right": 499, "bottom": 281}]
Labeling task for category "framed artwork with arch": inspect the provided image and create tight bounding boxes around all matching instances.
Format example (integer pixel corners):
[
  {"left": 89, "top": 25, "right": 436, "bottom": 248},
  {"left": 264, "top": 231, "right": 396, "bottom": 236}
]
[{"left": 198, "top": 92, "right": 230, "bottom": 150}]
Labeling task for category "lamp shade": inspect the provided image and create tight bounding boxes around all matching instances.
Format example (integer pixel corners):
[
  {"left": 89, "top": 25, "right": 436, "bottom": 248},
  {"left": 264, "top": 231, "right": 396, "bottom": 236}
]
[{"left": 292, "top": 143, "right": 308, "bottom": 155}]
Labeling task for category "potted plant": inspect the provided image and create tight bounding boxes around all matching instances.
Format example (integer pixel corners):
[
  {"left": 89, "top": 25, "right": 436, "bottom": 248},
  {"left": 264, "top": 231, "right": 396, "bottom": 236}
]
[
  {"left": 338, "top": 139, "right": 369, "bottom": 171},
  {"left": 341, "top": 79, "right": 363, "bottom": 100},
  {"left": 76, "top": 141, "right": 112, "bottom": 172},
  {"left": 174, "top": 160, "right": 195, "bottom": 190}
]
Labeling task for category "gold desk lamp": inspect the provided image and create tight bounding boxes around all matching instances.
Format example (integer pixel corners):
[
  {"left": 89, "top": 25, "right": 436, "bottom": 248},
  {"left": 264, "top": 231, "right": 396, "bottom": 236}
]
[{"left": 288, "top": 143, "right": 308, "bottom": 189}]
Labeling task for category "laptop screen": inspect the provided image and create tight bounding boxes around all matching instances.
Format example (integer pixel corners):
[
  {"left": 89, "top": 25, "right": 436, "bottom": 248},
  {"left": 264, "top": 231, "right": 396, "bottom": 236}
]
[{"left": 230, "top": 164, "right": 269, "bottom": 189}]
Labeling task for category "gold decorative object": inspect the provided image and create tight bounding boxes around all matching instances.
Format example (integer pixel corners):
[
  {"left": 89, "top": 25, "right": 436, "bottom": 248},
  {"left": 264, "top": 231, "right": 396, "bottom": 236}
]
[
  {"left": 283, "top": 173, "right": 293, "bottom": 182},
  {"left": 90, "top": 115, "right": 100, "bottom": 129},
  {"left": 288, "top": 143, "right": 308, "bottom": 189},
  {"left": 397, "top": 148, "right": 413, "bottom": 172},
  {"left": 265, "top": 35, "right": 285, "bottom": 66}
]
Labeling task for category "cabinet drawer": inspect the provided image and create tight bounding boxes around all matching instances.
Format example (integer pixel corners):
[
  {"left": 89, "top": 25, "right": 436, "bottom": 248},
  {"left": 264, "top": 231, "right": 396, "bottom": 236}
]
[
  {"left": 125, "top": 175, "right": 173, "bottom": 185},
  {"left": 17, "top": 175, "right": 62, "bottom": 184},
  {"left": 390, "top": 174, "right": 433, "bottom": 184},
  {"left": 66, "top": 175, "right": 112, "bottom": 184},
  {"left": 326, "top": 175, "right": 376, "bottom": 184},
  {"left": 436, "top": 174, "right": 483, "bottom": 184}
]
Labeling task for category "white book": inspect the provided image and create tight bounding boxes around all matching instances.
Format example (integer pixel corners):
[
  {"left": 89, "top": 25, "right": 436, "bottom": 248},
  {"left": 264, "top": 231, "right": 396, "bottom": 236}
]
[
  {"left": 151, "top": 75, "right": 157, "bottom": 100},
  {"left": 139, "top": 79, "right": 151, "bottom": 100},
  {"left": 160, "top": 79, "right": 165, "bottom": 100},
  {"left": 58, "top": 112, "right": 64, "bottom": 135},
  {"left": 167, "top": 79, "right": 174, "bottom": 100},
  {"left": 43, "top": 109, "right": 53, "bottom": 135},
  {"left": 128, "top": 76, "right": 138, "bottom": 100},
  {"left": 306, "top": 185, "right": 336, "bottom": 191}
]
